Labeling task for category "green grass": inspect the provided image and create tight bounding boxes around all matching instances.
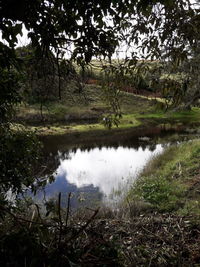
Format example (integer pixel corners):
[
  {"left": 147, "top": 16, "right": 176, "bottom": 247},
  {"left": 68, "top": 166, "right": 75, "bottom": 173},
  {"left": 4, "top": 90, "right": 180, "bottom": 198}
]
[
  {"left": 23, "top": 114, "right": 141, "bottom": 136},
  {"left": 18, "top": 86, "right": 156, "bottom": 120},
  {"left": 169, "top": 107, "right": 200, "bottom": 122},
  {"left": 16, "top": 84, "right": 108, "bottom": 121},
  {"left": 15, "top": 81, "right": 200, "bottom": 136},
  {"left": 135, "top": 106, "right": 200, "bottom": 125},
  {"left": 128, "top": 139, "right": 200, "bottom": 215},
  {"left": 15, "top": 83, "right": 155, "bottom": 135}
]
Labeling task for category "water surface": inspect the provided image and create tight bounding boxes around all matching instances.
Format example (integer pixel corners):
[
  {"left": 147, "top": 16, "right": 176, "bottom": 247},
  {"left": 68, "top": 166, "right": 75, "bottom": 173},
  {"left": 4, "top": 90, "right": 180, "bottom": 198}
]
[
  {"left": 37, "top": 144, "right": 163, "bottom": 208},
  {"left": 36, "top": 126, "right": 200, "bottom": 208}
]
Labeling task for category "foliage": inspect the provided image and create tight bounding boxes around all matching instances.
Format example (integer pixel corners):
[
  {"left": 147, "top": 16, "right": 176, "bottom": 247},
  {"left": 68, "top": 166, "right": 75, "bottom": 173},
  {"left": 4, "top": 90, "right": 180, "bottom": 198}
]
[
  {"left": 98, "top": 60, "right": 160, "bottom": 127},
  {"left": 0, "top": 0, "right": 199, "bottom": 117},
  {"left": 0, "top": 68, "right": 21, "bottom": 123},
  {"left": 157, "top": 48, "right": 200, "bottom": 110},
  {"left": 0, "top": 0, "right": 199, "bottom": 116},
  {"left": 0, "top": 126, "right": 41, "bottom": 201},
  {"left": 16, "top": 45, "right": 84, "bottom": 104},
  {"left": 16, "top": 45, "right": 60, "bottom": 103},
  {"left": 2, "top": 193, "right": 200, "bottom": 266},
  {"left": 1, "top": 1, "right": 199, "bottom": 62},
  {"left": 175, "top": 47, "right": 200, "bottom": 108}
]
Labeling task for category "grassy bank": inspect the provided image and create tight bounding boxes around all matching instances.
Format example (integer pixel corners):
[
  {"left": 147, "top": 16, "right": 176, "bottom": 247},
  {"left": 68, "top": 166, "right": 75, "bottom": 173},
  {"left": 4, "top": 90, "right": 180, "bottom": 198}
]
[
  {"left": 128, "top": 139, "right": 200, "bottom": 216},
  {"left": 15, "top": 84, "right": 200, "bottom": 137},
  {"left": 15, "top": 107, "right": 200, "bottom": 137}
]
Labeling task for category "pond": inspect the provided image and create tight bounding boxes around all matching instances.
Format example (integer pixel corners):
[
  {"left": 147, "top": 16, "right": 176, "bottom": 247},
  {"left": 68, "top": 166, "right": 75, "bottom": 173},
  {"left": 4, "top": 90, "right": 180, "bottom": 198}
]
[{"left": 34, "top": 126, "right": 200, "bottom": 209}]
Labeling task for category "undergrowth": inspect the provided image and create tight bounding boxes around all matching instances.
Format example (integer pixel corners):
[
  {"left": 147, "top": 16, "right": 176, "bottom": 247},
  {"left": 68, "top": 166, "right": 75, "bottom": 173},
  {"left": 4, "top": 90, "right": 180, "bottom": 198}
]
[{"left": 2, "top": 192, "right": 200, "bottom": 266}]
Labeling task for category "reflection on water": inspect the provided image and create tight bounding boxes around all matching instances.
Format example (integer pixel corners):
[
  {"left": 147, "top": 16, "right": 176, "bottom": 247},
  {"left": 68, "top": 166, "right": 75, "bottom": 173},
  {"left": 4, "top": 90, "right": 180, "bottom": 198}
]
[{"left": 39, "top": 144, "right": 163, "bottom": 208}]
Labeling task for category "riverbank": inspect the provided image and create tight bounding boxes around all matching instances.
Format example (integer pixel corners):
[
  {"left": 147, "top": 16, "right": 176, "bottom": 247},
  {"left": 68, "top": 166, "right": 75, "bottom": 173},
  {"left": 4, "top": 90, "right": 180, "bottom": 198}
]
[
  {"left": 15, "top": 110, "right": 200, "bottom": 136},
  {"left": 15, "top": 85, "right": 155, "bottom": 124},
  {"left": 127, "top": 139, "right": 200, "bottom": 216},
  {"left": 13, "top": 83, "right": 200, "bottom": 136}
]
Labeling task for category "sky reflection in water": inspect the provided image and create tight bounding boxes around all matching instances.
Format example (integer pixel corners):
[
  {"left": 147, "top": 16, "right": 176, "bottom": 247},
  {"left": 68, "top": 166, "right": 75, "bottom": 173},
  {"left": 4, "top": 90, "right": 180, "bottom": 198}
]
[{"left": 52, "top": 144, "right": 163, "bottom": 205}]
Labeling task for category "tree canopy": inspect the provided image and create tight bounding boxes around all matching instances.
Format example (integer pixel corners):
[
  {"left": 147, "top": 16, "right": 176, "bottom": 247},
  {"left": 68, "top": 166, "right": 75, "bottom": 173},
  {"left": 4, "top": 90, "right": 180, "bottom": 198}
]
[{"left": 1, "top": 0, "right": 199, "bottom": 63}]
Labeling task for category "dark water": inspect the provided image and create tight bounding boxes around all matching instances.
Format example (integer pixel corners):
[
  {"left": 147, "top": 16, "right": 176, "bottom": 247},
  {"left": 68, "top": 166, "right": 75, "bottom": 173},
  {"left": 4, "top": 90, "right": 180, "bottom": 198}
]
[{"left": 34, "top": 125, "right": 200, "bottom": 208}]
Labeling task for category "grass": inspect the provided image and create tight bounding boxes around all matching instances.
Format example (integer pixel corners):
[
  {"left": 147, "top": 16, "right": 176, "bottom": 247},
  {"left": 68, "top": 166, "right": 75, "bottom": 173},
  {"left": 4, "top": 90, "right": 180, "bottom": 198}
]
[
  {"left": 15, "top": 80, "right": 200, "bottom": 137},
  {"left": 21, "top": 115, "right": 141, "bottom": 136},
  {"left": 128, "top": 139, "right": 200, "bottom": 215},
  {"left": 15, "top": 83, "right": 155, "bottom": 135},
  {"left": 169, "top": 107, "right": 200, "bottom": 122},
  {"left": 16, "top": 84, "right": 107, "bottom": 122},
  {"left": 17, "top": 85, "right": 156, "bottom": 119}
]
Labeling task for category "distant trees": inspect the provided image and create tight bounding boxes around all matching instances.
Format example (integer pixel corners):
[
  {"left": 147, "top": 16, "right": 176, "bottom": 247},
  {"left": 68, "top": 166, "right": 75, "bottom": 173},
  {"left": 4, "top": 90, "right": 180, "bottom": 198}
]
[
  {"left": 178, "top": 47, "right": 200, "bottom": 109},
  {"left": 158, "top": 45, "right": 200, "bottom": 110},
  {"left": 16, "top": 45, "right": 64, "bottom": 103}
]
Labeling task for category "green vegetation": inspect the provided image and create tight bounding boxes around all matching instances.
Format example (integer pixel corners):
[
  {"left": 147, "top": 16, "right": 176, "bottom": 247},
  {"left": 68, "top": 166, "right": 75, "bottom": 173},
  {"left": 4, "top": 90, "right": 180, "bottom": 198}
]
[
  {"left": 14, "top": 83, "right": 153, "bottom": 135},
  {"left": 15, "top": 90, "right": 200, "bottom": 137},
  {"left": 128, "top": 139, "right": 200, "bottom": 215},
  {"left": 1, "top": 0, "right": 200, "bottom": 266}
]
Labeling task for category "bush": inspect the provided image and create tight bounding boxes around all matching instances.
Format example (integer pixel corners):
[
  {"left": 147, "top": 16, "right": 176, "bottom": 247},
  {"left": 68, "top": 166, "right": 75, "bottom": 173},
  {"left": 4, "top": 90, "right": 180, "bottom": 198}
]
[{"left": 0, "top": 126, "right": 41, "bottom": 196}]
